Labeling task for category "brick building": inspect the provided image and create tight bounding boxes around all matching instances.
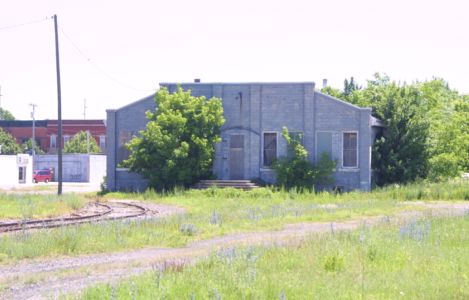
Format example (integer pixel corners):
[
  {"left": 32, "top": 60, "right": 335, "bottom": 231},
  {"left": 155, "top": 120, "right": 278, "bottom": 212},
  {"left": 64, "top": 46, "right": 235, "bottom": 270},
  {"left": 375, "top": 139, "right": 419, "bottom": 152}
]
[{"left": 0, "top": 119, "right": 106, "bottom": 153}]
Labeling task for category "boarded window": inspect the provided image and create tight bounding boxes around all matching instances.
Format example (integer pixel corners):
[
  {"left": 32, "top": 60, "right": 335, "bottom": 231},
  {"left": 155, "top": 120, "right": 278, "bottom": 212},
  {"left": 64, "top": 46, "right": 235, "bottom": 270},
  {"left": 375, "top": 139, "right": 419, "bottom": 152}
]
[
  {"left": 263, "top": 132, "right": 277, "bottom": 167},
  {"left": 317, "top": 132, "right": 332, "bottom": 160},
  {"left": 343, "top": 132, "right": 358, "bottom": 167},
  {"left": 286, "top": 132, "right": 303, "bottom": 158}
]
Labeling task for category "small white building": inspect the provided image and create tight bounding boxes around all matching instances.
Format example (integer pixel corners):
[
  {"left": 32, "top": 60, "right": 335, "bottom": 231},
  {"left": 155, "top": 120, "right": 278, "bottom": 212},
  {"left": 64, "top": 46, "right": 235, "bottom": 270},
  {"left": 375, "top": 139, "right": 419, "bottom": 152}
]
[
  {"left": 0, "top": 154, "right": 33, "bottom": 186},
  {"left": 34, "top": 154, "right": 106, "bottom": 183},
  {"left": 0, "top": 154, "right": 106, "bottom": 188}
]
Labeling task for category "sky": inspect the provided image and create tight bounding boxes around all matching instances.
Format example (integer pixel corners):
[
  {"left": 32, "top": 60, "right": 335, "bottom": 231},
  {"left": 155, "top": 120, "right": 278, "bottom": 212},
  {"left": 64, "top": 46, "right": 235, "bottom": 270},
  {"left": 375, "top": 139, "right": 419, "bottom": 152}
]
[{"left": 0, "top": 0, "right": 468, "bottom": 120}]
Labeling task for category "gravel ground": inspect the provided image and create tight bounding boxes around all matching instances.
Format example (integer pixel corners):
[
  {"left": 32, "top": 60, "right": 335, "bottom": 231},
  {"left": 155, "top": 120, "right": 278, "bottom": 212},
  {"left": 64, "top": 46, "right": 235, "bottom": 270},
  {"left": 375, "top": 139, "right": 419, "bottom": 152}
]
[{"left": 0, "top": 201, "right": 468, "bottom": 299}]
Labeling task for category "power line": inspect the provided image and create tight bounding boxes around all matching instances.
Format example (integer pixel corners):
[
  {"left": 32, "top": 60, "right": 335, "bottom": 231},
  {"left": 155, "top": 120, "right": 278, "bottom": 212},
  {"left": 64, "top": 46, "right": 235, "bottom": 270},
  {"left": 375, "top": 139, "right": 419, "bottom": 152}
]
[
  {"left": 59, "top": 27, "right": 155, "bottom": 93},
  {"left": 0, "top": 17, "right": 49, "bottom": 32}
]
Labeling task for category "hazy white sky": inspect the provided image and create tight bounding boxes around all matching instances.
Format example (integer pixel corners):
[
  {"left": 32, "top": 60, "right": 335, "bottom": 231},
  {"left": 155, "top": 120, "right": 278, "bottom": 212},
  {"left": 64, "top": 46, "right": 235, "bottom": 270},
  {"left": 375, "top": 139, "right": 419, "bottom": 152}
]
[{"left": 0, "top": 0, "right": 468, "bottom": 120}]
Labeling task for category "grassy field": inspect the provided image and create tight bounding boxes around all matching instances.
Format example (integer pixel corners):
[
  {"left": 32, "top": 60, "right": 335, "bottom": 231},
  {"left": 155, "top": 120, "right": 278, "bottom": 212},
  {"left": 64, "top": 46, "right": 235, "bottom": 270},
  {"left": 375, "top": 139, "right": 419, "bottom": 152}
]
[
  {"left": 0, "top": 193, "right": 88, "bottom": 219},
  {"left": 0, "top": 180, "right": 467, "bottom": 263},
  {"left": 80, "top": 214, "right": 469, "bottom": 299}
]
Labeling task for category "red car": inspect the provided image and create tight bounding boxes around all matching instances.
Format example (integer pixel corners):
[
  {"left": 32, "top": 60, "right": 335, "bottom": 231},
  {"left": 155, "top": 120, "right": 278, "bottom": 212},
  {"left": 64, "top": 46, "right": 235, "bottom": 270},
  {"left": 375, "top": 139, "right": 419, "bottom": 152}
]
[{"left": 33, "top": 169, "right": 53, "bottom": 183}]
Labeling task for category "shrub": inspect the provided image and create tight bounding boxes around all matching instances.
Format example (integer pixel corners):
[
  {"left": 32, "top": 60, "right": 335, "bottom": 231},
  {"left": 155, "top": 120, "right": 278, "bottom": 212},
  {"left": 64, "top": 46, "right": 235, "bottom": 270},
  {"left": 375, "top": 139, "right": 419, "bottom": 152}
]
[
  {"left": 273, "top": 127, "right": 336, "bottom": 191},
  {"left": 123, "top": 87, "right": 224, "bottom": 191},
  {"left": 428, "top": 153, "right": 461, "bottom": 181}
]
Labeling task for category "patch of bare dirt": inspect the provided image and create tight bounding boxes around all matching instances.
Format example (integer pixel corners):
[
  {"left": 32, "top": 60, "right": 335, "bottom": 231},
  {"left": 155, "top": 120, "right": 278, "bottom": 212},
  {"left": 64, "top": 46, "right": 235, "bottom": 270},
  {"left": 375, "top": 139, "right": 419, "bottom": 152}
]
[{"left": 0, "top": 201, "right": 468, "bottom": 299}]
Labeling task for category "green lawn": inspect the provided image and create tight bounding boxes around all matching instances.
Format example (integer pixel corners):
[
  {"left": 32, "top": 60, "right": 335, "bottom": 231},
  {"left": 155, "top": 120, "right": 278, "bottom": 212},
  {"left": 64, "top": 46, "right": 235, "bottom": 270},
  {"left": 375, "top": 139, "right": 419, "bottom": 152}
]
[
  {"left": 80, "top": 214, "right": 469, "bottom": 299},
  {"left": 0, "top": 180, "right": 467, "bottom": 263}
]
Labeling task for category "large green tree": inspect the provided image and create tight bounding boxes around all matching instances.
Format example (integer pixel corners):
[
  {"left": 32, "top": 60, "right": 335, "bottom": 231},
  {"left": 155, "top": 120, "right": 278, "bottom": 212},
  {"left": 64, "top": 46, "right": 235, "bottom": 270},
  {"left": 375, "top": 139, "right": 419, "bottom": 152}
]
[
  {"left": 322, "top": 74, "right": 469, "bottom": 184},
  {"left": 422, "top": 80, "right": 469, "bottom": 180},
  {"left": 323, "top": 74, "right": 430, "bottom": 185},
  {"left": 63, "top": 131, "right": 101, "bottom": 154},
  {"left": 0, "top": 108, "right": 15, "bottom": 120},
  {"left": 0, "top": 128, "right": 22, "bottom": 154},
  {"left": 368, "top": 79, "right": 430, "bottom": 185},
  {"left": 123, "top": 87, "right": 225, "bottom": 190}
]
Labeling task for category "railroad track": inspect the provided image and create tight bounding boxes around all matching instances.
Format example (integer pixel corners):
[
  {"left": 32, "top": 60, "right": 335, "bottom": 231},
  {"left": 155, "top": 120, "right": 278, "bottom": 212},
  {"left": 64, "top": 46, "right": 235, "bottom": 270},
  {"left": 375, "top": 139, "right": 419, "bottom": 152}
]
[{"left": 0, "top": 201, "right": 148, "bottom": 233}]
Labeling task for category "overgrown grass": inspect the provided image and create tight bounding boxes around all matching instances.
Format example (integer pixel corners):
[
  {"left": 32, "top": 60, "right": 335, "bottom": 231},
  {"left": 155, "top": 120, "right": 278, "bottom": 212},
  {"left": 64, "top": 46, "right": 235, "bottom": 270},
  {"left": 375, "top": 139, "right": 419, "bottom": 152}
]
[
  {"left": 371, "top": 179, "right": 469, "bottom": 201},
  {"left": 79, "top": 215, "right": 469, "bottom": 299},
  {"left": 0, "top": 180, "right": 467, "bottom": 263},
  {"left": 0, "top": 193, "right": 88, "bottom": 219},
  {"left": 0, "top": 189, "right": 401, "bottom": 262}
]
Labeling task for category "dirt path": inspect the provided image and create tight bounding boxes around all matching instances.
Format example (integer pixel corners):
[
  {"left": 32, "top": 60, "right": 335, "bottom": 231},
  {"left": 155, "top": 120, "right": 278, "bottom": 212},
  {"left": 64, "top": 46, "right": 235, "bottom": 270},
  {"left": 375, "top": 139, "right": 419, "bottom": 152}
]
[{"left": 0, "top": 201, "right": 468, "bottom": 300}]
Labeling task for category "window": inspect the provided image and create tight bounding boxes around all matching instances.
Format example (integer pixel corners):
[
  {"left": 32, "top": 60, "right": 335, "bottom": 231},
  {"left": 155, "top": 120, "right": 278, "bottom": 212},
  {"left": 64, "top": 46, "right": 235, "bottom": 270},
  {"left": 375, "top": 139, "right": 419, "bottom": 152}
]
[
  {"left": 286, "top": 132, "right": 303, "bottom": 158},
  {"left": 99, "top": 135, "right": 106, "bottom": 152},
  {"left": 316, "top": 132, "right": 332, "bottom": 160},
  {"left": 263, "top": 132, "right": 277, "bottom": 167},
  {"left": 343, "top": 132, "right": 358, "bottom": 167},
  {"left": 50, "top": 135, "right": 57, "bottom": 148},
  {"left": 63, "top": 135, "right": 70, "bottom": 145}
]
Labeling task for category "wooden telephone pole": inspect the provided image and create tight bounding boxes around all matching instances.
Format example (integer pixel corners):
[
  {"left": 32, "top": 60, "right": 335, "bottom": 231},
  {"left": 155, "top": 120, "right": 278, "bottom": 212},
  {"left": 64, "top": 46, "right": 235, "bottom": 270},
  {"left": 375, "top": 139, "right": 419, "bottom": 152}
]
[{"left": 53, "top": 14, "right": 63, "bottom": 195}]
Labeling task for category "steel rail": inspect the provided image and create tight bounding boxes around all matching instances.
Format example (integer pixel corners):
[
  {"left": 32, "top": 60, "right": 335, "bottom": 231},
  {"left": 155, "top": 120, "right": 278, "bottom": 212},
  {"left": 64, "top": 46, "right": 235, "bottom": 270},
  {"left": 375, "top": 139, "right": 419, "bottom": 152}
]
[{"left": 0, "top": 202, "right": 148, "bottom": 233}]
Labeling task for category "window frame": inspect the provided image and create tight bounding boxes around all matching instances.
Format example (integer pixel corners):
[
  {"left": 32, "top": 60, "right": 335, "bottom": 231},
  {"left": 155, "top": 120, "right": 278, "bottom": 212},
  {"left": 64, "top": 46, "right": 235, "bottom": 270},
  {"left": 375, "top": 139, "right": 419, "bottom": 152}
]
[
  {"left": 342, "top": 131, "right": 359, "bottom": 168},
  {"left": 262, "top": 131, "right": 278, "bottom": 168},
  {"left": 315, "top": 131, "right": 334, "bottom": 161},
  {"left": 50, "top": 134, "right": 57, "bottom": 149}
]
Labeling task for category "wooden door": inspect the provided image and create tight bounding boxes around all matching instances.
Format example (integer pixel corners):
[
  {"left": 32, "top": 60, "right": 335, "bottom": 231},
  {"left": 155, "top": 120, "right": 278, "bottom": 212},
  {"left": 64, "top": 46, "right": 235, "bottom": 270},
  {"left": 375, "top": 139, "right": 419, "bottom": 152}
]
[{"left": 229, "top": 135, "right": 244, "bottom": 179}]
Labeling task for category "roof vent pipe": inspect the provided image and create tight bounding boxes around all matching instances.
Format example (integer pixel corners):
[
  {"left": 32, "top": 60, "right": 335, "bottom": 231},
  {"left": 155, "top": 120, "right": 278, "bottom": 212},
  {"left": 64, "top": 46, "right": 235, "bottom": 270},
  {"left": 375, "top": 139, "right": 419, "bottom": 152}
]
[{"left": 322, "top": 79, "right": 328, "bottom": 88}]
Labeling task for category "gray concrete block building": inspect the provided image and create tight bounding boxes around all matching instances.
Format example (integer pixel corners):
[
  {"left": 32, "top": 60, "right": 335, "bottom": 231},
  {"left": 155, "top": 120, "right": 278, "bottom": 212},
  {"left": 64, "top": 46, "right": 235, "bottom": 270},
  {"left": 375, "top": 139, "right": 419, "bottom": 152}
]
[{"left": 106, "top": 82, "right": 383, "bottom": 192}]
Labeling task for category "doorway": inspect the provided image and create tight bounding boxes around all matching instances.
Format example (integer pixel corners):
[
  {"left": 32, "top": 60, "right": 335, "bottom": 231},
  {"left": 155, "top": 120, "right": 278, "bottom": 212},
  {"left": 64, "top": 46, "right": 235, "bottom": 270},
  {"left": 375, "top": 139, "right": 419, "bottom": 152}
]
[
  {"left": 229, "top": 134, "right": 244, "bottom": 179},
  {"left": 18, "top": 167, "right": 27, "bottom": 184}
]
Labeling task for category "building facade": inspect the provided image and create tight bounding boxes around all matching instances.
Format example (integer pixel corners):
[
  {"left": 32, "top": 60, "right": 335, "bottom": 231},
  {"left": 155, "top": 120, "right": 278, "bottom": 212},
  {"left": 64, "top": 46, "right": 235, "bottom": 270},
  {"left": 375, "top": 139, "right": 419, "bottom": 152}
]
[
  {"left": 0, "top": 119, "right": 106, "bottom": 154},
  {"left": 107, "top": 82, "right": 383, "bottom": 192}
]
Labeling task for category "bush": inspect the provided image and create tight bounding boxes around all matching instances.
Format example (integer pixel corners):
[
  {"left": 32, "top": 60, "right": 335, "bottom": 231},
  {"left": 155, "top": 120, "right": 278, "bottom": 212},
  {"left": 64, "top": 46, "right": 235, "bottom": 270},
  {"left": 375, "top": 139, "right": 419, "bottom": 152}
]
[
  {"left": 273, "top": 127, "right": 336, "bottom": 191},
  {"left": 123, "top": 87, "right": 225, "bottom": 191},
  {"left": 428, "top": 153, "right": 461, "bottom": 181}
]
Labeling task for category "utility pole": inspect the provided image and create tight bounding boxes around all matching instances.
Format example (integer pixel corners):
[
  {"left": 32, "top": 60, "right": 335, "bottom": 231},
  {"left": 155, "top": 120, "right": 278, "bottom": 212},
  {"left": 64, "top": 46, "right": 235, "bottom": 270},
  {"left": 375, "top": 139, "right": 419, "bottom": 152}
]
[
  {"left": 29, "top": 103, "right": 38, "bottom": 156},
  {"left": 86, "top": 130, "right": 90, "bottom": 153},
  {"left": 53, "top": 14, "right": 63, "bottom": 195}
]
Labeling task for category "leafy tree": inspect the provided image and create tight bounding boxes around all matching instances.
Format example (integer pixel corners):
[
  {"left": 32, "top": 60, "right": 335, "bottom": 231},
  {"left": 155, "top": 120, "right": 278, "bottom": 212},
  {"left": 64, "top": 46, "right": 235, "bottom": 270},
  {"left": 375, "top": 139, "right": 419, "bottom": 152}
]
[
  {"left": 343, "top": 77, "right": 360, "bottom": 98},
  {"left": 63, "top": 131, "right": 101, "bottom": 154},
  {"left": 320, "top": 86, "right": 342, "bottom": 99},
  {"left": 22, "top": 138, "right": 45, "bottom": 155},
  {"left": 322, "top": 74, "right": 431, "bottom": 185},
  {"left": 417, "top": 79, "right": 469, "bottom": 179},
  {"left": 0, "top": 108, "right": 15, "bottom": 120},
  {"left": 123, "top": 87, "right": 225, "bottom": 191},
  {"left": 273, "top": 127, "right": 336, "bottom": 191},
  {"left": 321, "top": 77, "right": 367, "bottom": 107},
  {"left": 0, "top": 128, "right": 22, "bottom": 154},
  {"left": 371, "top": 82, "right": 430, "bottom": 185}
]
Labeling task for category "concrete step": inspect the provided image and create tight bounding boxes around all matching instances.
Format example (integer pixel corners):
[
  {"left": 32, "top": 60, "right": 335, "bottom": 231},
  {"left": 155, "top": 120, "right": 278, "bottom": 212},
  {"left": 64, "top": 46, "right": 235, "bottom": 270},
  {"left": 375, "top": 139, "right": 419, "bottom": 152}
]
[
  {"left": 198, "top": 180, "right": 253, "bottom": 184},
  {"left": 194, "top": 180, "right": 260, "bottom": 190}
]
